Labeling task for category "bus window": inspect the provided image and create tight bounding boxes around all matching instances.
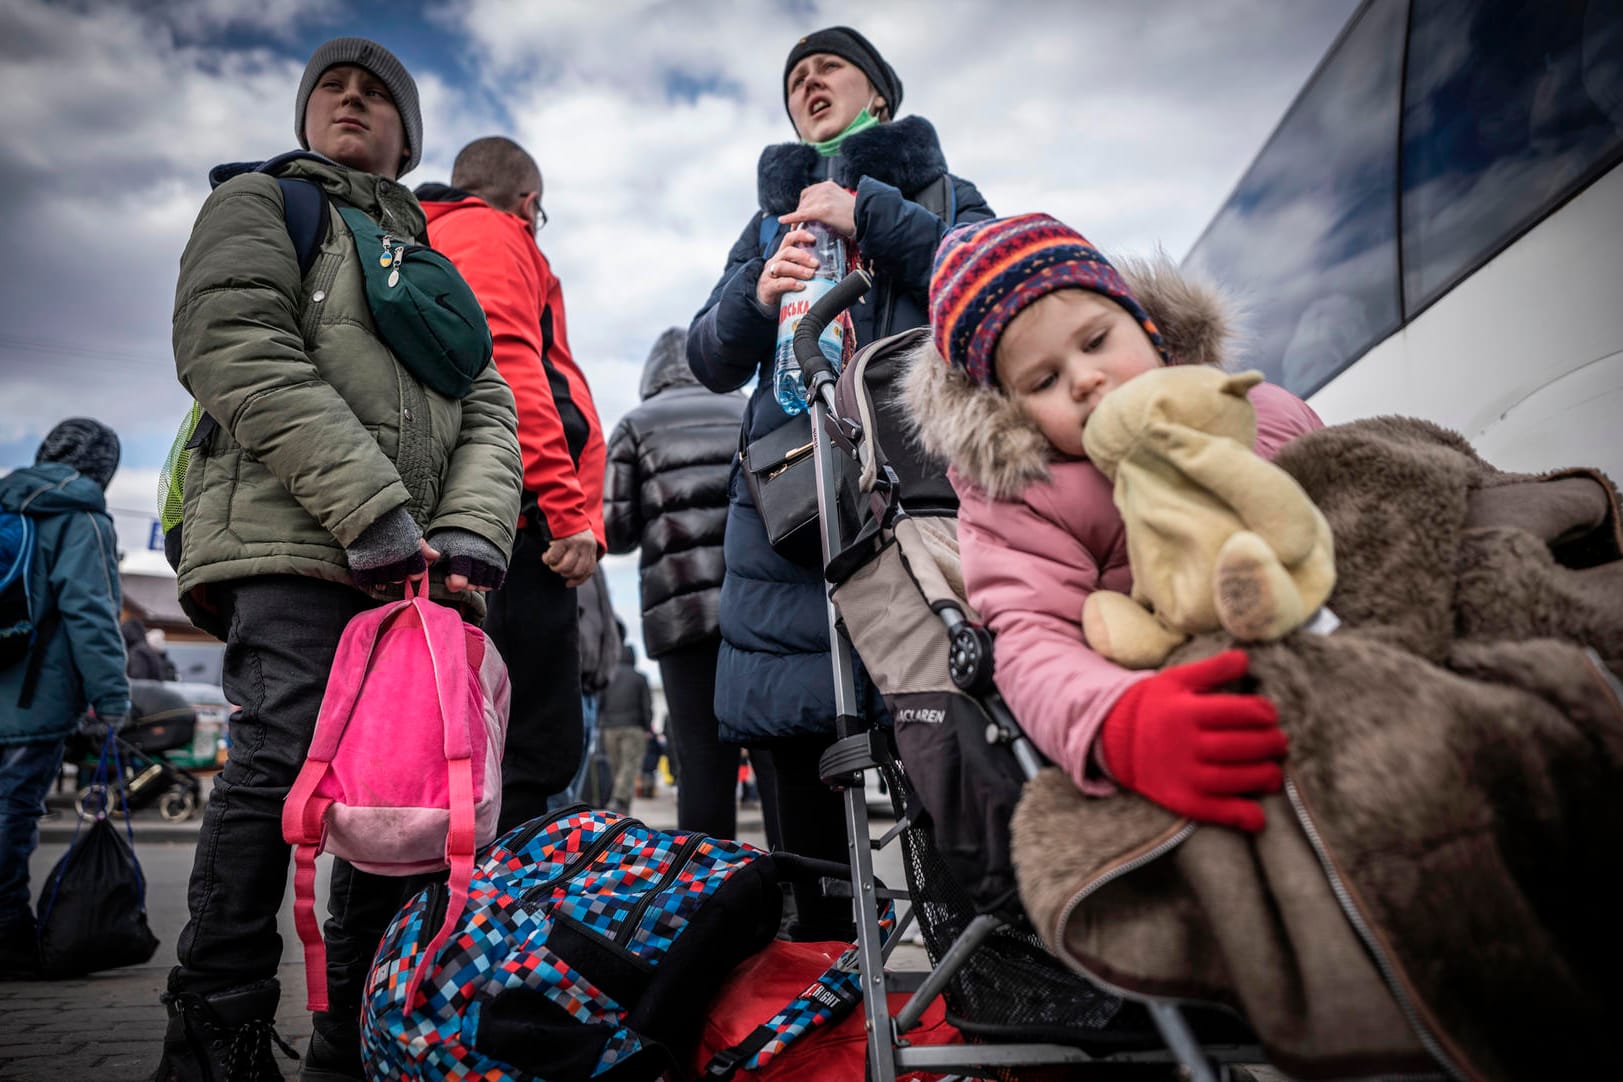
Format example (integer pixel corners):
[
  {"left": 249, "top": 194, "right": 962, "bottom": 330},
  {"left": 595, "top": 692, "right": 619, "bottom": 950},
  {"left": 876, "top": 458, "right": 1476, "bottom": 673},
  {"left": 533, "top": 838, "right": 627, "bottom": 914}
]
[
  {"left": 1183, "top": 0, "right": 1406, "bottom": 396},
  {"left": 1401, "top": 0, "right": 1623, "bottom": 313}
]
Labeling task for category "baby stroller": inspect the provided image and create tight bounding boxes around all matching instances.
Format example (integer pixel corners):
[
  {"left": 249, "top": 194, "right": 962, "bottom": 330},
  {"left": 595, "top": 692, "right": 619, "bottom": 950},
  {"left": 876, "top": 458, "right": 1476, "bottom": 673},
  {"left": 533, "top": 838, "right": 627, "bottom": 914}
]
[
  {"left": 69, "top": 679, "right": 204, "bottom": 823},
  {"left": 784, "top": 275, "right": 1265, "bottom": 1080}
]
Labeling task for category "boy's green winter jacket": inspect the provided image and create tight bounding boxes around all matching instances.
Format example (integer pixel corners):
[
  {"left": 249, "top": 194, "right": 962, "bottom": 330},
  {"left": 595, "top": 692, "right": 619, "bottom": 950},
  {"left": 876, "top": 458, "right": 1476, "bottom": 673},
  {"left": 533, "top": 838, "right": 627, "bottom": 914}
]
[{"left": 171, "top": 156, "right": 521, "bottom": 636}]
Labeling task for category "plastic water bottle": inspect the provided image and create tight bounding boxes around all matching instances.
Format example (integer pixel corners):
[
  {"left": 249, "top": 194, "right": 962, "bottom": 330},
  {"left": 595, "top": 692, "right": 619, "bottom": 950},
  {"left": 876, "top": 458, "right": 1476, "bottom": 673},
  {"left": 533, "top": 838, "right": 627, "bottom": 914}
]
[{"left": 773, "top": 222, "right": 847, "bottom": 415}]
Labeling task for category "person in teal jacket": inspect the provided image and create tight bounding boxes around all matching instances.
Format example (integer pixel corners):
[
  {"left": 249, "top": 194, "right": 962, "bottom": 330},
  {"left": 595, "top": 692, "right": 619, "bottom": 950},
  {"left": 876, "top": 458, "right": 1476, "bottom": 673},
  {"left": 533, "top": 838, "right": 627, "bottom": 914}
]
[{"left": 0, "top": 417, "right": 129, "bottom": 979}]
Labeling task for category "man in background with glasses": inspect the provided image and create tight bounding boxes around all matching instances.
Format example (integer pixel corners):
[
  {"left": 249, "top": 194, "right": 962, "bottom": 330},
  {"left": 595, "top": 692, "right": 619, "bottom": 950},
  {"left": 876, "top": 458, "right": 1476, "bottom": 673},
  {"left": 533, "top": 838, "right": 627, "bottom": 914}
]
[{"left": 417, "top": 137, "right": 607, "bottom": 828}]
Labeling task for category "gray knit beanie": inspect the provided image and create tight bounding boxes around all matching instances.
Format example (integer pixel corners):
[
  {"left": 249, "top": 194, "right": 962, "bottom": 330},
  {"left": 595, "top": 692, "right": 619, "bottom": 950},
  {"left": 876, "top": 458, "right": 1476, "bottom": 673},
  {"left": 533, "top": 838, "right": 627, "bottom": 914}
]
[
  {"left": 36, "top": 418, "right": 121, "bottom": 490},
  {"left": 295, "top": 37, "right": 422, "bottom": 176}
]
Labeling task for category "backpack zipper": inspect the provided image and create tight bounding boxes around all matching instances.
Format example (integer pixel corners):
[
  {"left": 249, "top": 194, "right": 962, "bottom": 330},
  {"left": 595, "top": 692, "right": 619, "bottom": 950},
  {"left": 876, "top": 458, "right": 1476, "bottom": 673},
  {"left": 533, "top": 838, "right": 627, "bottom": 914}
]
[
  {"left": 614, "top": 832, "right": 706, "bottom": 946},
  {"left": 500, "top": 805, "right": 587, "bottom": 856},
  {"left": 420, "top": 879, "right": 449, "bottom": 936},
  {"left": 506, "top": 807, "right": 584, "bottom": 856},
  {"left": 519, "top": 818, "right": 639, "bottom": 905}
]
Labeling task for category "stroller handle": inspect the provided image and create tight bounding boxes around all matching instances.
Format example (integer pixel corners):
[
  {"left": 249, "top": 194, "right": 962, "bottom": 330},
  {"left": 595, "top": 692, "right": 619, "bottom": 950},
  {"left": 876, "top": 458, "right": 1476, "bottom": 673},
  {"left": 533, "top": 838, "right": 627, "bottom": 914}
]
[{"left": 794, "top": 268, "right": 873, "bottom": 396}]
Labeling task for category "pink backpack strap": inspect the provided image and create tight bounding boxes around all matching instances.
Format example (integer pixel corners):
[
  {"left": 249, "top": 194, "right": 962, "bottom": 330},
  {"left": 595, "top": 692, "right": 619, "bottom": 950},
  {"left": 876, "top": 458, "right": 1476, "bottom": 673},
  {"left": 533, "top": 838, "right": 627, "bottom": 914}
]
[
  {"left": 281, "top": 602, "right": 395, "bottom": 1014},
  {"left": 404, "top": 757, "right": 476, "bottom": 1012},
  {"left": 401, "top": 590, "right": 477, "bottom": 1011},
  {"left": 286, "top": 787, "right": 334, "bottom": 1010},
  {"left": 304, "top": 599, "right": 406, "bottom": 759}
]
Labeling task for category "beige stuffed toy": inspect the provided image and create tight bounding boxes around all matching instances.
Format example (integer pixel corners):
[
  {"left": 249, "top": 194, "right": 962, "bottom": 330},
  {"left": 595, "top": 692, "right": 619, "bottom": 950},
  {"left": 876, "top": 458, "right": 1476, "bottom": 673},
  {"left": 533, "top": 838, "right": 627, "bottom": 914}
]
[{"left": 1081, "top": 366, "right": 1336, "bottom": 669}]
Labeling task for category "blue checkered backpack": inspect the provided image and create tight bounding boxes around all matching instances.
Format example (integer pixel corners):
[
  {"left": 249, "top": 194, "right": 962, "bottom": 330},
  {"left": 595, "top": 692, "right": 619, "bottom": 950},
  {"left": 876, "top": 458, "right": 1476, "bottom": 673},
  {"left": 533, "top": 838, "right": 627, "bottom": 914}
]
[{"left": 362, "top": 805, "right": 888, "bottom": 1080}]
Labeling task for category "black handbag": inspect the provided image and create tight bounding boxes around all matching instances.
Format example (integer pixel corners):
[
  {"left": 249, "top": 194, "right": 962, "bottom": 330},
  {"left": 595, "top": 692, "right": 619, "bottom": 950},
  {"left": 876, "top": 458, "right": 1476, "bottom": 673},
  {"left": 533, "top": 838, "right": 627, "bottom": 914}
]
[{"left": 740, "top": 413, "right": 853, "bottom": 566}]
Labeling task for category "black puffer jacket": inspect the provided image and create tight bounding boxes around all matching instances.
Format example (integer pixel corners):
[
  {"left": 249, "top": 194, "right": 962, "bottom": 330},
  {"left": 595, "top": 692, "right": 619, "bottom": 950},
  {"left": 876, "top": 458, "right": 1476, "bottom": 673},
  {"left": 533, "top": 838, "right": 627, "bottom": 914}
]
[{"left": 605, "top": 329, "right": 745, "bottom": 658}]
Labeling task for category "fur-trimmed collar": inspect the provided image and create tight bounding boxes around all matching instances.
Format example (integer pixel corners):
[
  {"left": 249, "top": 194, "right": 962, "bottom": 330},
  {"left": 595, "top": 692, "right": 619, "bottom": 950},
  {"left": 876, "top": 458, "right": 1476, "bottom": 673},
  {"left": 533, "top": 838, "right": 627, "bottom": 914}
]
[
  {"left": 758, "top": 115, "right": 947, "bottom": 215},
  {"left": 903, "top": 256, "right": 1236, "bottom": 502}
]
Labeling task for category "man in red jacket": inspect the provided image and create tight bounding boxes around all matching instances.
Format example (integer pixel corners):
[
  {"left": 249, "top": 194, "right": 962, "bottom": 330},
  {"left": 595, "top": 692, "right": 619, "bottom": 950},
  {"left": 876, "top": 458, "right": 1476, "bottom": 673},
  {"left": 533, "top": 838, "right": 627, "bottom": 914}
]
[{"left": 417, "top": 137, "right": 606, "bottom": 829}]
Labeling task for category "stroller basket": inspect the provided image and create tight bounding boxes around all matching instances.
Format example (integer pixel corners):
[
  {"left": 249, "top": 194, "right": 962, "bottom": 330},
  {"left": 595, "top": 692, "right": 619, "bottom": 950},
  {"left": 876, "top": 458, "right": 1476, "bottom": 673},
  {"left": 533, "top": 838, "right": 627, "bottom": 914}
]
[{"left": 882, "top": 755, "right": 1138, "bottom": 1044}]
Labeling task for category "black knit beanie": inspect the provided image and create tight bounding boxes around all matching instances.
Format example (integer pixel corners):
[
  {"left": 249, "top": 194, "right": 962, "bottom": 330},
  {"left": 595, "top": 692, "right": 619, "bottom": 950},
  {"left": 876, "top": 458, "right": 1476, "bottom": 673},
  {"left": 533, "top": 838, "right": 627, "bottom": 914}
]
[
  {"left": 783, "top": 26, "right": 903, "bottom": 122},
  {"left": 36, "top": 418, "right": 120, "bottom": 490},
  {"left": 295, "top": 37, "right": 422, "bottom": 176}
]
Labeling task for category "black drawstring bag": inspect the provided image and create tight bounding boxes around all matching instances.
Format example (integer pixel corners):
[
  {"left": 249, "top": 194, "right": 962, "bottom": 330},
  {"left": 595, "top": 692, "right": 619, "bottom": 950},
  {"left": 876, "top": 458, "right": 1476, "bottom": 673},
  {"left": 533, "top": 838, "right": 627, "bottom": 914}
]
[{"left": 35, "top": 730, "right": 159, "bottom": 977}]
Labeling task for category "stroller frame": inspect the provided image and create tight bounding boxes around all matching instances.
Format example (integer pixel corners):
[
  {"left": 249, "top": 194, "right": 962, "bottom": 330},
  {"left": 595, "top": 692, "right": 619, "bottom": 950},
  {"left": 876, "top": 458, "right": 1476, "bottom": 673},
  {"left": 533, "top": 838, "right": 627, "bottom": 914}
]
[{"left": 791, "top": 272, "right": 1262, "bottom": 1081}]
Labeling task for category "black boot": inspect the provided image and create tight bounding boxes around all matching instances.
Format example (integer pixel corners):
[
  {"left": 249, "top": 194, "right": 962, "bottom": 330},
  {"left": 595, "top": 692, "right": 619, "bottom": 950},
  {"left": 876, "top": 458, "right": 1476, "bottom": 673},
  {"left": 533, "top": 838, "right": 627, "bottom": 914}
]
[
  {"left": 298, "top": 1012, "right": 363, "bottom": 1082},
  {"left": 0, "top": 916, "right": 40, "bottom": 981},
  {"left": 152, "top": 974, "right": 300, "bottom": 1081}
]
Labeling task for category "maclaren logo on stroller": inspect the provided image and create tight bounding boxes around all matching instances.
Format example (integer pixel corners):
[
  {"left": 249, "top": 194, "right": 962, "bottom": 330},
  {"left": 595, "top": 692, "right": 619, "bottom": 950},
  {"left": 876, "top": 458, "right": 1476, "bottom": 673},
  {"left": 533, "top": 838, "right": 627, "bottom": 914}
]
[{"left": 893, "top": 705, "right": 947, "bottom": 725}]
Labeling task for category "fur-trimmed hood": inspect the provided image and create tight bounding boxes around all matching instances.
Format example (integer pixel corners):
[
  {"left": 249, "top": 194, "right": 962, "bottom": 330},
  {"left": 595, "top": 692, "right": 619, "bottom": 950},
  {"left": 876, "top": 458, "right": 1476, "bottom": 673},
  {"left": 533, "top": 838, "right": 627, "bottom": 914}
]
[
  {"left": 903, "top": 256, "right": 1235, "bottom": 502},
  {"left": 758, "top": 115, "right": 947, "bottom": 215}
]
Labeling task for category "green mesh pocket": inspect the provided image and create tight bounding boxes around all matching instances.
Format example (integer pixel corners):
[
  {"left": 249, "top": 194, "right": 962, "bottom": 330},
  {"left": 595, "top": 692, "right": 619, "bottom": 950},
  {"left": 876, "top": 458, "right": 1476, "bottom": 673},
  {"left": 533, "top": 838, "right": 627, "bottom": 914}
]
[{"left": 158, "top": 402, "right": 202, "bottom": 536}]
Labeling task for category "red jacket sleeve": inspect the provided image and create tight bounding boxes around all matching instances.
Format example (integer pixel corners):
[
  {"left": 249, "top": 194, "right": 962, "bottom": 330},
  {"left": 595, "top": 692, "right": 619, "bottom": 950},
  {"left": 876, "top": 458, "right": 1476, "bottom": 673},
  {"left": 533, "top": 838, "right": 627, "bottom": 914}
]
[{"left": 430, "top": 210, "right": 594, "bottom": 544}]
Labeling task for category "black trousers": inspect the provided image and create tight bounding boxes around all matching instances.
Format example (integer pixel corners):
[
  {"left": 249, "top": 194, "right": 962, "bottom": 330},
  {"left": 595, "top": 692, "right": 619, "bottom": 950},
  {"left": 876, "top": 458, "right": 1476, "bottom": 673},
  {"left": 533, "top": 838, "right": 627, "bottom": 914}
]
[
  {"left": 484, "top": 531, "right": 583, "bottom": 833},
  {"left": 759, "top": 733, "right": 853, "bottom": 938},
  {"left": 658, "top": 637, "right": 740, "bottom": 839},
  {"left": 173, "top": 576, "right": 421, "bottom": 1005}
]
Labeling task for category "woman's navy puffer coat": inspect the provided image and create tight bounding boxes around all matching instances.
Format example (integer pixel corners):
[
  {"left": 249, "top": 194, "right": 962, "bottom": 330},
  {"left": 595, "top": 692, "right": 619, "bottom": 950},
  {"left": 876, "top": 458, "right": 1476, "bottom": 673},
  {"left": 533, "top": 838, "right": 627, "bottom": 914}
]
[{"left": 686, "top": 115, "right": 992, "bottom": 743}]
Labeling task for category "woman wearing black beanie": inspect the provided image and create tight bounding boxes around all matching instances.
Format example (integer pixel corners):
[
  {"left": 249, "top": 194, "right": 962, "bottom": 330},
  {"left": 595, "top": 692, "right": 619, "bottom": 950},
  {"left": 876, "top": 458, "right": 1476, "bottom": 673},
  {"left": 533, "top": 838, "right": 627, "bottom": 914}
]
[{"left": 686, "top": 25, "right": 993, "bottom": 939}]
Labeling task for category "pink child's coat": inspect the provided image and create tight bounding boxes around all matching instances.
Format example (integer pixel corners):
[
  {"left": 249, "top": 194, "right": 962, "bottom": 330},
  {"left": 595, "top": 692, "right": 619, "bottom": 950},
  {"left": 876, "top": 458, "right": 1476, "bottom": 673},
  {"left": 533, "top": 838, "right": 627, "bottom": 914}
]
[{"left": 955, "top": 381, "right": 1322, "bottom": 792}]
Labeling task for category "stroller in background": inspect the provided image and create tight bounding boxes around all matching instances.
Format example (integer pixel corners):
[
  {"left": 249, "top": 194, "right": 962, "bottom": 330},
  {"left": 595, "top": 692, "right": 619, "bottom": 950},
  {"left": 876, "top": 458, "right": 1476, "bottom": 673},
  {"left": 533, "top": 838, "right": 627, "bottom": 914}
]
[
  {"left": 67, "top": 678, "right": 204, "bottom": 823},
  {"left": 786, "top": 273, "right": 1266, "bottom": 1080}
]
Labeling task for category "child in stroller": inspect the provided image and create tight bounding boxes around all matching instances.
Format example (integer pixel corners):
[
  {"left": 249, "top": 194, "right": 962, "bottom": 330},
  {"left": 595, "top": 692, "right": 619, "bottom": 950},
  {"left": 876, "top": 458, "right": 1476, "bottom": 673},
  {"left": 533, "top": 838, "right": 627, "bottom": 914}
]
[
  {"left": 906, "top": 213, "right": 1623, "bottom": 1077},
  {"left": 907, "top": 213, "right": 1321, "bottom": 834},
  {"left": 68, "top": 679, "right": 204, "bottom": 822}
]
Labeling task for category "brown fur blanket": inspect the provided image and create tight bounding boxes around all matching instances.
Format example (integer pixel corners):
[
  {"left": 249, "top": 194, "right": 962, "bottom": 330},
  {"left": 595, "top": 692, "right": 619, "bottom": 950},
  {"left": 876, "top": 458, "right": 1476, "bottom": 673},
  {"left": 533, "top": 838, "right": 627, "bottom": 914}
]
[{"left": 1012, "top": 417, "right": 1623, "bottom": 1081}]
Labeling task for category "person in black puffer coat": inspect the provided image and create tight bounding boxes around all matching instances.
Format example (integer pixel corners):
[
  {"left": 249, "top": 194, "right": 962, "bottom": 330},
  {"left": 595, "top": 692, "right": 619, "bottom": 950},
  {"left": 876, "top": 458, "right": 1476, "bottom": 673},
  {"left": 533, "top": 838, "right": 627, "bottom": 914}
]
[
  {"left": 605, "top": 327, "right": 748, "bottom": 837},
  {"left": 687, "top": 26, "right": 992, "bottom": 935}
]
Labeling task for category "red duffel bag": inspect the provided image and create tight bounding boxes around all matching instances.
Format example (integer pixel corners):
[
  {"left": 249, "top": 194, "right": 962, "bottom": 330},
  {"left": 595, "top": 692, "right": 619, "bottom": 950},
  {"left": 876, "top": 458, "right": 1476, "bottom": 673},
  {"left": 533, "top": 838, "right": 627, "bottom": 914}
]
[{"left": 692, "top": 937, "right": 964, "bottom": 1081}]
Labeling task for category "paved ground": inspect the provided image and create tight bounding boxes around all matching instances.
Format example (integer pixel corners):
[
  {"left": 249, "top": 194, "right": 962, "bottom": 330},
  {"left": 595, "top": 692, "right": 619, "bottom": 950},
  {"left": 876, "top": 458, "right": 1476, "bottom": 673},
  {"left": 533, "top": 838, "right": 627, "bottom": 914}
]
[
  {"left": 2, "top": 774, "right": 1289, "bottom": 1082},
  {"left": 1, "top": 773, "right": 928, "bottom": 1080}
]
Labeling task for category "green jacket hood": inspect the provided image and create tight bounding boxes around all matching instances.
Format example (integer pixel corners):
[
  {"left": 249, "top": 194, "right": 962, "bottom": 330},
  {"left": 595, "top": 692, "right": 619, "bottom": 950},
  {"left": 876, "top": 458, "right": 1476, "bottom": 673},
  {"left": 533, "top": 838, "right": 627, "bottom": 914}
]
[{"left": 0, "top": 463, "right": 109, "bottom": 516}]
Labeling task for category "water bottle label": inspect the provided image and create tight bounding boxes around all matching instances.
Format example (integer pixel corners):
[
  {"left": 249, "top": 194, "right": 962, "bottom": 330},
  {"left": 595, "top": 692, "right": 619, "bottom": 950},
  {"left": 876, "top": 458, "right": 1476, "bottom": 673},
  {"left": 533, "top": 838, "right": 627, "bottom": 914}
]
[{"left": 775, "top": 278, "right": 844, "bottom": 358}]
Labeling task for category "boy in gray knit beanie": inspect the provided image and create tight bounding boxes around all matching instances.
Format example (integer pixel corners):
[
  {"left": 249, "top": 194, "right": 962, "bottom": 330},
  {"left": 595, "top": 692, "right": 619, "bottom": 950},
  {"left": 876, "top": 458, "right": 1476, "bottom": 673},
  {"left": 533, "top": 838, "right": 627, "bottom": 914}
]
[
  {"left": 295, "top": 36, "right": 422, "bottom": 177},
  {"left": 154, "top": 29, "right": 521, "bottom": 1082}
]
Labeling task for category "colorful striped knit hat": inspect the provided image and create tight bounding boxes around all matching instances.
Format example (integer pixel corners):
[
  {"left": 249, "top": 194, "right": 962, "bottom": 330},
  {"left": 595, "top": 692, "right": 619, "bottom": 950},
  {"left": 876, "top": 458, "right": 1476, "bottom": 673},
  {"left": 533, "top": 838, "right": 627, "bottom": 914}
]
[{"left": 929, "top": 213, "right": 1167, "bottom": 386}]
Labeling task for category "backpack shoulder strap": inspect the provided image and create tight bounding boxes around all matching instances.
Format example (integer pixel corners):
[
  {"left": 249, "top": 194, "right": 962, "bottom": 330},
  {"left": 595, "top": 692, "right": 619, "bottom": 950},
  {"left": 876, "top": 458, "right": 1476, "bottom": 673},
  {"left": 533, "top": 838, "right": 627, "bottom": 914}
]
[
  {"left": 16, "top": 611, "right": 59, "bottom": 711},
  {"left": 275, "top": 177, "right": 329, "bottom": 278},
  {"left": 916, "top": 173, "right": 955, "bottom": 229},
  {"left": 757, "top": 212, "right": 779, "bottom": 259},
  {"left": 8, "top": 514, "right": 59, "bottom": 710}
]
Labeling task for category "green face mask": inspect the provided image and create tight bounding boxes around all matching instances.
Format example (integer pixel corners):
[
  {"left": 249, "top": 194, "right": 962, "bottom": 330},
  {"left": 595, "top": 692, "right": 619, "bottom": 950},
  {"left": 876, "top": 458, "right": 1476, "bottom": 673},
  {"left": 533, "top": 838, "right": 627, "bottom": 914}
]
[{"left": 810, "top": 107, "right": 880, "bottom": 156}]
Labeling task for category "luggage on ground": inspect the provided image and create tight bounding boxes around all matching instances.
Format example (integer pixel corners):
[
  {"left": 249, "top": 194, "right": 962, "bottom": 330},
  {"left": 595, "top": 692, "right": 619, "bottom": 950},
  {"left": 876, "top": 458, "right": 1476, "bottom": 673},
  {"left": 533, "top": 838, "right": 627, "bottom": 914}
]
[
  {"left": 693, "top": 938, "right": 964, "bottom": 1081},
  {"left": 363, "top": 806, "right": 786, "bottom": 1080},
  {"left": 35, "top": 732, "right": 160, "bottom": 977}
]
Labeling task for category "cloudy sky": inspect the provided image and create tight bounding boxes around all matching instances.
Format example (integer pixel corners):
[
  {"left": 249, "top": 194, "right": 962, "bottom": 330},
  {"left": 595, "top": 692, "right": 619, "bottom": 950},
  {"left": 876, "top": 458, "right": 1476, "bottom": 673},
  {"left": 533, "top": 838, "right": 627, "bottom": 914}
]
[{"left": 0, "top": 0, "right": 1359, "bottom": 667}]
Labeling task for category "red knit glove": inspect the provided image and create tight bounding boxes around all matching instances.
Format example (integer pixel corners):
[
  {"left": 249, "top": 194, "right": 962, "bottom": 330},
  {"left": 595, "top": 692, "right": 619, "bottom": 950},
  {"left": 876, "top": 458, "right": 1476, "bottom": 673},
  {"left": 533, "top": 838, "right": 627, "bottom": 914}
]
[{"left": 1097, "top": 650, "right": 1286, "bottom": 833}]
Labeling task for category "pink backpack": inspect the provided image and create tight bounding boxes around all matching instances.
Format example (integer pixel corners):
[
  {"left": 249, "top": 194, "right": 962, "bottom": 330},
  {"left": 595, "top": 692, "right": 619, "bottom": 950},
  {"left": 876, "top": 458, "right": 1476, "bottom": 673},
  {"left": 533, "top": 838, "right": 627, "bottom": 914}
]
[{"left": 283, "top": 579, "right": 509, "bottom": 1012}]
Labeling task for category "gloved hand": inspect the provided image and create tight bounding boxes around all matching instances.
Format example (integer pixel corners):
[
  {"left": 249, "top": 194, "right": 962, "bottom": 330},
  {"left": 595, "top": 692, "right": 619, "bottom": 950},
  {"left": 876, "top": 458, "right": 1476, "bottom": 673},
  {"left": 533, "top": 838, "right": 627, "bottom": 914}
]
[
  {"left": 1097, "top": 649, "right": 1287, "bottom": 833},
  {"left": 79, "top": 713, "right": 131, "bottom": 743},
  {"left": 426, "top": 528, "right": 508, "bottom": 591},
  {"left": 346, "top": 505, "right": 426, "bottom": 589}
]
